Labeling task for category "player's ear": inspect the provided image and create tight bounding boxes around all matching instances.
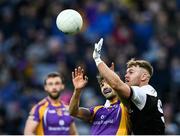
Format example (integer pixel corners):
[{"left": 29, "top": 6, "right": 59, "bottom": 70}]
[
  {"left": 61, "top": 84, "right": 65, "bottom": 90},
  {"left": 44, "top": 85, "right": 48, "bottom": 92},
  {"left": 141, "top": 72, "right": 148, "bottom": 81}
]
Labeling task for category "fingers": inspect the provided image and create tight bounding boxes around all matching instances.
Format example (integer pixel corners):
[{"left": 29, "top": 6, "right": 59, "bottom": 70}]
[
  {"left": 95, "top": 43, "right": 98, "bottom": 49},
  {"left": 72, "top": 68, "right": 78, "bottom": 79},
  {"left": 95, "top": 38, "right": 103, "bottom": 51},
  {"left": 84, "top": 75, "right": 88, "bottom": 81},
  {"left": 98, "top": 38, "right": 103, "bottom": 46},
  {"left": 75, "top": 68, "right": 78, "bottom": 77},
  {"left": 72, "top": 66, "right": 85, "bottom": 78},
  {"left": 110, "top": 62, "right": 115, "bottom": 71},
  {"left": 72, "top": 71, "right": 75, "bottom": 79},
  {"left": 78, "top": 66, "right": 82, "bottom": 76}
]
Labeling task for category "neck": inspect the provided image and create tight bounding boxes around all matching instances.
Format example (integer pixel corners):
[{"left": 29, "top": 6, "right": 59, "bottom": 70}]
[
  {"left": 48, "top": 96, "right": 60, "bottom": 104},
  {"left": 139, "top": 81, "right": 149, "bottom": 87},
  {"left": 109, "top": 96, "right": 118, "bottom": 104}
]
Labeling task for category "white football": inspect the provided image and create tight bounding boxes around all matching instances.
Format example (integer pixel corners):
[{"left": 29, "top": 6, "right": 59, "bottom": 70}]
[{"left": 56, "top": 9, "right": 83, "bottom": 34}]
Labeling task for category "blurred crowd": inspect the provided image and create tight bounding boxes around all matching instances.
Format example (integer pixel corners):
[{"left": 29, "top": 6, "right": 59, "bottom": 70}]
[{"left": 0, "top": 0, "right": 180, "bottom": 134}]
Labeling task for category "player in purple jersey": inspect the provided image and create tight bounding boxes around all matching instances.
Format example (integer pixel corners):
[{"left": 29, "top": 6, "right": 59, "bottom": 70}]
[
  {"left": 24, "top": 72, "right": 78, "bottom": 135},
  {"left": 69, "top": 66, "right": 131, "bottom": 135},
  {"left": 93, "top": 38, "right": 165, "bottom": 134}
]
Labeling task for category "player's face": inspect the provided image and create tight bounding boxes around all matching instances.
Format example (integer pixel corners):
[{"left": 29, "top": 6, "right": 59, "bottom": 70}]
[
  {"left": 44, "top": 77, "right": 64, "bottom": 100},
  {"left": 100, "top": 80, "right": 117, "bottom": 100},
  {"left": 125, "top": 66, "right": 142, "bottom": 86}
]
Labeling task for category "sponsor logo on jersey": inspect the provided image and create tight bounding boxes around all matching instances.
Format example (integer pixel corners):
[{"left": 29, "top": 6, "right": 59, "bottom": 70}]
[
  {"left": 100, "top": 115, "right": 105, "bottom": 119},
  {"left": 93, "top": 119, "right": 114, "bottom": 125},
  {"left": 59, "top": 120, "right": 65, "bottom": 126},
  {"left": 48, "top": 110, "right": 56, "bottom": 114}
]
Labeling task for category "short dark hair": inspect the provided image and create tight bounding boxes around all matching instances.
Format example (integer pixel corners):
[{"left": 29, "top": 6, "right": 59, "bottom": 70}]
[
  {"left": 127, "top": 58, "right": 153, "bottom": 77},
  {"left": 44, "top": 72, "right": 64, "bottom": 85}
]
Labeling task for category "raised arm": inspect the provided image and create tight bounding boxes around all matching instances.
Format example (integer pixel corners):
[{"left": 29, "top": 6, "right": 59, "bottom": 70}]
[
  {"left": 93, "top": 38, "right": 131, "bottom": 99},
  {"left": 69, "top": 67, "right": 92, "bottom": 122}
]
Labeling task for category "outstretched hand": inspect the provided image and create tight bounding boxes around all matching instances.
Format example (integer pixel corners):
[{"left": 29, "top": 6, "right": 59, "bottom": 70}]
[
  {"left": 72, "top": 67, "right": 88, "bottom": 90},
  {"left": 93, "top": 38, "right": 103, "bottom": 66}
]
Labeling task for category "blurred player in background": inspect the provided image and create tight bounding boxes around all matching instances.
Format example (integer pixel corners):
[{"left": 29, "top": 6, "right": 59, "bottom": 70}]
[
  {"left": 69, "top": 66, "right": 131, "bottom": 135},
  {"left": 93, "top": 38, "right": 165, "bottom": 134},
  {"left": 24, "top": 72, "right": 77, "bottom": 135}
]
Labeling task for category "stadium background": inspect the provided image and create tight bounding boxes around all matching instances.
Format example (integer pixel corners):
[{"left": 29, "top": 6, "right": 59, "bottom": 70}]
[{"left": 0, "top": 0, "right": 180, "bottom": 134}]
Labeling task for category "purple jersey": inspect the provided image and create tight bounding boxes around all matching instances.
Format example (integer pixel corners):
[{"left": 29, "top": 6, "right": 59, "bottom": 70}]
[
  {"left": 89, "top": 100, "right": 130, "bottom": 135},
  {"left": 31, "top": 98, "right": 73, "bottom": 135}
]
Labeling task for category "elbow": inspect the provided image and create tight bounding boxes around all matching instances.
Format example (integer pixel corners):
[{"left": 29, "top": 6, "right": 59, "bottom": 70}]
[
  {"left": 69, "top": 109, "right": 74, "bottom": 115},
  {"left": 70, "top": 112, "right": 78, "bottom": 117},
  {"left": 69, "top": 109, "right": 78, "bottom": 117},
  {"left": 69, "top": 111, "right": 75, "bottom": 116}
]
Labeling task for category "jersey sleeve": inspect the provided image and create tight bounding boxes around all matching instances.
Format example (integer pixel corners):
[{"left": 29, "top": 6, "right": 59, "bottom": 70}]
[
  {"left": 30, "top": 105, "right": 40, "bottom": 122},
  {"left": 130, "top": 86, "right": 147, "bottom": 110},
  {"left": 89, "top": 105, "right": 103, "bottom": 118},
  {"left": 89, "top": 106, "right": 95, "bottom": 115}
]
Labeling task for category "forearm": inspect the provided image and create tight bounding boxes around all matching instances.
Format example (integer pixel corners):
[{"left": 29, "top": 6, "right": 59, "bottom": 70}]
[
  {"left": 97, "top": 61, "right": 130, "bottom": 98},
  {"left": 69, "top": 90, "right": 81, "bottom": 116},
  {"left": 97, "top": 62, "right": 123, "bottom": 86},
  {"left": 24, "top": 131, "right": 35, "bottom": 135},
  {"left": 24, "top": 119, "right": 37, "bottom": 135}
]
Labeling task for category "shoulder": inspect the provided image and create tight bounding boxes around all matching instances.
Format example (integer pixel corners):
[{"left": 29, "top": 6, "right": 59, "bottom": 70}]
[
  {"left": 89, "top": 105, "right": 104, "bottom": 114},
  {"left": 140, "top": 85, "right": 157, "bottom": 97},
  {"left": 37, "top": 98, "right": 49, "bottom": 106},
  {"left": 130, "top": 85, "right": 157, "bottom": 110},
  {"left": 30, "top": 98, "right": 48, "bottom": 115},
  {"left": 131, "top": 85, "right": 157, "bottom": 97}
]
